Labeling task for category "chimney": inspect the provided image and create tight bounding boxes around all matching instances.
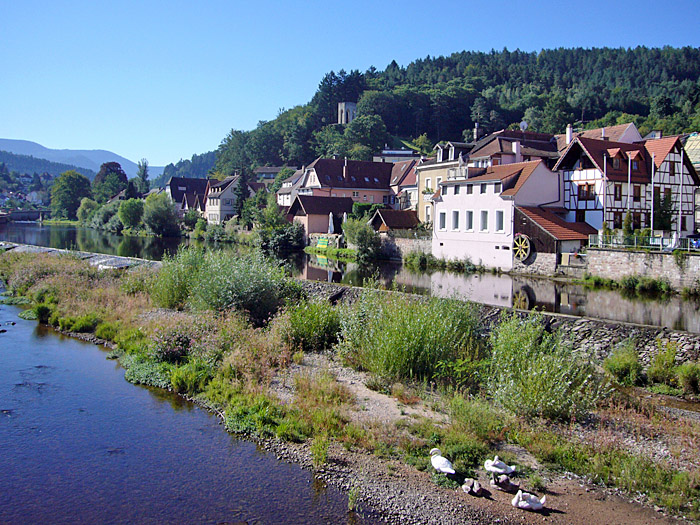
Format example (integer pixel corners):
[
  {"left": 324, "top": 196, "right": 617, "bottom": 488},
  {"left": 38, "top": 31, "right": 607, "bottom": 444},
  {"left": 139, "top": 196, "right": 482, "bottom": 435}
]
[
  {"left": 473, "top": 122, "right": 480, "bottom": 141},
  {"left": 566, "top": 123, "right": 573, "bottom": 145},
  {"left": 512, "top": 140, "right": 522, "bottom": 163},
  {"left": 601, "top": 127, "right": 606, "bottom": 139}
]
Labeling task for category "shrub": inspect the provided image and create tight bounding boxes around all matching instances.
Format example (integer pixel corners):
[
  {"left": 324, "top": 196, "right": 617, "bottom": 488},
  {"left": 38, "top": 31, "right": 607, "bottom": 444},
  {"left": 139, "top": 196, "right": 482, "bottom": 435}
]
[
  {"left": 95, "top": 321, "right": 121, "bottom": 341},
  {"left": 488, "top": 313, "right": 605, "bottom": 421},
  {"left": 204, "top": 223, "right": 227, "bottom": 242},
  {"left": 620, "top": 275, "right": 639, "bottom": 291},
  {"left": 33, "top": 303, "right": 55, "bottom": 324},
  {"left": 89, "top": 201, "right": 120, "bottom": 229},
  {"left": 676, "top": 363, "right": 700, "bottom": 395},
  {"left": 151, "top": 323, "right": 195, "bottom": 363},
  {"left": 188, "top": 250, "right": 302, "bottom": 325},
  {"left": 71, "top": 313, "right": 100, "bottom": 332},
  {"left": 354, "top": 224, "right": 381, "bottom": 265},
  {"left": 121, "top": 354, "right": 172, "bottom": 389},
  {"left": 76, "top": 198, "right": 99, "bottom": 224},
  {"left": 647, "top": 341, "right": 677, "bottom": 386},
  {"left": 193, "top": 218, "right": 207, "bottom": 238},
  {"left": 118, "top": 198, "right": 144, "bottom": 229},
  {"left": 337, "top": 291, "right": 483, "bottom": 382},
  {"left": 149, "top": 246, "right": 205, "bottom": 309},
  {"left": 311, "top": 434, "right": 329, "bottom": 468},
  {"left": 104, "top": 213, "right": 124, "bottom": 234},
  {"left": 182, "top": 208, "right": 200, "bottom": 230},
  {"left": 120, "top": 266, "right": 153, "bottom": 296},
  {"left": 170, "top": 360, "right": 213, "bottom": 395},
  {"left": 603, "top": 341, "right": 643, "bottom": 386},
  {"left": 282, "top": 300, "right": 341, "bottom": 352},
  {"left": 143, "top": 193, "right": 180, "bottom": 237}
]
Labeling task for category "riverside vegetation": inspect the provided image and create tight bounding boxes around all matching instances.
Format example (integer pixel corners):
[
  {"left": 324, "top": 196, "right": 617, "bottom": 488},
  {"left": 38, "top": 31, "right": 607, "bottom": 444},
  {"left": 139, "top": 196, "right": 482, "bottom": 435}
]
[{"left": 1, "top": 248, "right": 699, "bottom": 521}]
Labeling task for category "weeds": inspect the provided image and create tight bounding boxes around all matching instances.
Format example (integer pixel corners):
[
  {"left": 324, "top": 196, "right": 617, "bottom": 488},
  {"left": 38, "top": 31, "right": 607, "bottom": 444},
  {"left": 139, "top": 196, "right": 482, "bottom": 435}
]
[
  {"left": 648, "top": 340, "right": 678, "bottom": 387},
  {"left": 311, "top": 435, "right": 329, "bottom": 468},
  {"left": 603, "top": 340, "right": 643, "bottom": 386},
  {"left": 280, "top": 300, "right": 340, "bottom": 352}
]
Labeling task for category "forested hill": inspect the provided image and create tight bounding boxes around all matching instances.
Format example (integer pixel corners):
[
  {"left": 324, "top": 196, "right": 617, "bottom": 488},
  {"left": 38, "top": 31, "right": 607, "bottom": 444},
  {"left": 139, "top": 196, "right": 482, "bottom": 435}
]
[
  {"left": 151, "top": 151, "right": 216, "bottom": 188},
  {"left": 212, "top": 46, "right": 700, "bottom": 178},
  {"left": 0, "top": 150, "right": 96, "bottom": 180}
]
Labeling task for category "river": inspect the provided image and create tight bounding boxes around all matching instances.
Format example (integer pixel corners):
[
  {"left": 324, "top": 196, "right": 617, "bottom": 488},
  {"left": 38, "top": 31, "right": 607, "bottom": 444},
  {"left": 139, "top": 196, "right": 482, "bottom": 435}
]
[
  {"left": 2, "top": 222, "right": 700, "bottom": 333},
  {"left": 0, "top": 297, "right": 375, "bottom": 524}
]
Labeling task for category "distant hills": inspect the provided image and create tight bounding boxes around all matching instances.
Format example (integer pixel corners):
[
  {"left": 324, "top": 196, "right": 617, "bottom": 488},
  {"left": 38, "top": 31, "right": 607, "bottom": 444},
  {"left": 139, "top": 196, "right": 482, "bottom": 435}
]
[
  {"left": 0, "top": 150, "right": 96, "bottom": 180},
  {"left": 0, "top": 138, "right": 164, "bottom": 179}
]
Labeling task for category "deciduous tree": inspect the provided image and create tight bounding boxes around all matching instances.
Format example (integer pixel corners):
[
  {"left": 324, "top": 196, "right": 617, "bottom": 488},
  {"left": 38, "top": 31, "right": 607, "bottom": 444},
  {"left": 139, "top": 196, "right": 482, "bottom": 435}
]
[{"left": 50, "top": 170, "right": 92, "bottom": 219}]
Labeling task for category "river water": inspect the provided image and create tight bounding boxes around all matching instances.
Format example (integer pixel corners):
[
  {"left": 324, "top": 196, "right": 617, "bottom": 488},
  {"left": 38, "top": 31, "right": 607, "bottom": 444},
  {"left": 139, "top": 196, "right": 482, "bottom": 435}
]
[
  {"left": 2, "top": 222, "right": 700, "bottom": 333},
  {"left": 0, "top": 298, "right": 373, "bottom": 524}
]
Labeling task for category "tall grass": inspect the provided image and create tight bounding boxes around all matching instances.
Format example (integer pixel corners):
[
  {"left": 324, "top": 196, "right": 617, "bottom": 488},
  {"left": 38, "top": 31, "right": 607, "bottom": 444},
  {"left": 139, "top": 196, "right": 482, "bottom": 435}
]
[
  {"left": 279, "top": 300, "right": 341, "bottom": 352},
  {"left": 603, "top": 340, "right": 643, "bottom": 386},
  {"left": 149, "top": 246, "right": 205, "bottom": 309},
  {"left": 337, "top": 291, "right": 483, "bottom": 381},
  {"left": 489, "top": 313, "right": 605, "bottom": 421}
]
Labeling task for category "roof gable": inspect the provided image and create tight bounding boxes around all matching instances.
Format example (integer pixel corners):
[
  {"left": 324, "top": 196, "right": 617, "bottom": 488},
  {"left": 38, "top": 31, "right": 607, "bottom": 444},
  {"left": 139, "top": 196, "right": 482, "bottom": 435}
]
[
  {"left": 305, "top": 158, "right": 393, "bottom": 190},
  {"left": 289, "top": 195, "right": 355, "bottom": 217}
]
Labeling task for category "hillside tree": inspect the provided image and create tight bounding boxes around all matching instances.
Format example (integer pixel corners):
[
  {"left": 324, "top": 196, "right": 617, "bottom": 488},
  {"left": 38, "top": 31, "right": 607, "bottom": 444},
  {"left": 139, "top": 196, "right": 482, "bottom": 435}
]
[{"left": 50, "top": 170, "right": 92, "bottom": 219}]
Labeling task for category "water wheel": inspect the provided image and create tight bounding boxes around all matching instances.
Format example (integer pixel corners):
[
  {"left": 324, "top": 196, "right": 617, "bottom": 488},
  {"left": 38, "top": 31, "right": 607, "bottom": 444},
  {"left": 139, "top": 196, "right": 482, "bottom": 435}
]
[{"left": 513, "top": 234, "right": 531, "bottom": 261}]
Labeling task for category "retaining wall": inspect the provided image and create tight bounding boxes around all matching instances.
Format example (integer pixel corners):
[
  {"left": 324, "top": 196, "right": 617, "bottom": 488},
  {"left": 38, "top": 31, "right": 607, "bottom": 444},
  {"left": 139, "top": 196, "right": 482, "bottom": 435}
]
[
  {"left": 587, "top": 248, "right": 700, "bottom": 290},
  {"left": 378, "top": 235, "right": 432, "bottom": 261}
]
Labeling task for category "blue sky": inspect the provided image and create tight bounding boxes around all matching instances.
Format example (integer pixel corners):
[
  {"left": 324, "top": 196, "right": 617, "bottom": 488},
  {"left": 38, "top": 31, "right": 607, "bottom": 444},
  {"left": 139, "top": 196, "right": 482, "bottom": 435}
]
[{"left": 1, "top": 0, "right": 699, "bottom": 166}]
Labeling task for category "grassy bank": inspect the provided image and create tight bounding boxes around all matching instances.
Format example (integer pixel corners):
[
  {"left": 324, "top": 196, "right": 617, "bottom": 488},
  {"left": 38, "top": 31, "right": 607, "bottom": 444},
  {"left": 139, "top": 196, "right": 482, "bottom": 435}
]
[
  {"left": 304, "top": 245, "right": 357, "bottom": 261},
  {"left": 41, "top": 219, "right": 80, "bottom": 226},
  {"left": 1, "top": 247, "right": 698, "bottom": 520}
]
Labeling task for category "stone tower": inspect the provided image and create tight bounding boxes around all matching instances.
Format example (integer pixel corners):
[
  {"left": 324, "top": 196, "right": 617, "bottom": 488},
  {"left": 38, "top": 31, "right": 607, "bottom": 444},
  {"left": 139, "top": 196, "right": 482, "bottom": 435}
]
[{"left": 338, "top": 102, "right": 357, "bottom": 124}]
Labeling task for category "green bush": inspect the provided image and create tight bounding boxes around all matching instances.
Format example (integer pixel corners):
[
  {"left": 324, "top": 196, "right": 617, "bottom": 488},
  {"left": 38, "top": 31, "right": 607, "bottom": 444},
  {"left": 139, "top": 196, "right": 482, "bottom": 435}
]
[
  {"left": 149, "top": 246, "right": 205, "bottom": 309},
  {"left": 283, "top": 300, "right": 341, "bottom": 352},
  {"left": 676, "top": 363, "right": 700, "bottom": 395},
  {"left": 337, "top": 291, "right": 483, "bottom": 381},
  {"left": 188, "top": 250, "right": 302, "bottom": 325},
  {"left": 620, "top": 275, "right": 639, "bottom": 291},
  {"left": 170, "top": 360, "right": 213, "bottom": 395},
  {"left": 32, "top": 303, "right": 55, "bottom": 324},
  {"left": 71, "top": 313, "right": 100, "bottom": 333},
  {"left": 603, "top": 341, "right": 643, "bottom": 386},
  {"left": 647, "top": 341, "right": 677, "bottom": 386},
  {"left": 193, "top": 218, "right": 207, "bottom": 239},
  {"left": 121, "top": 354, "right": 172, "bottom": 389},
  {"left": 95, "top": 321, "right": 121, "bottom": 341},
  {"left": 488, "top": 313, "right": 605, "bottom": 421}
]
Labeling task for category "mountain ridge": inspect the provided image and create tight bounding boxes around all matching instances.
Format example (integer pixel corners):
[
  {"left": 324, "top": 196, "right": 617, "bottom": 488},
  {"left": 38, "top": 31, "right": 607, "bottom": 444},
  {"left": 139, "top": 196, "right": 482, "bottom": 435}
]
[{"left": 0, "top": 138, "right": 164, "bottom": 179}]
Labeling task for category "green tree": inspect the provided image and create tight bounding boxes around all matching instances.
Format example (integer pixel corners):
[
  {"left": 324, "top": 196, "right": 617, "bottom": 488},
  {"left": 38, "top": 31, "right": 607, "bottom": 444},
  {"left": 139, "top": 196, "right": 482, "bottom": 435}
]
[
  {"left": 76, "top": 197, "right": 99, "bottom": 224},
  {"left": 312, "top": 125, "right": 347, "bottom": 158},
  {"left": 50, "top": 170, "right": 92, "bottom": 219},
  {"left": 654, "top": 193, "right": 675, "bottom": 231},
  {"left": 182, "top": 208, "right": 200, "bottom": 229},
  {"left": 344, "top": 114, "right": 388, "bottom": 154},
  {"left": 143, "top": 193, "right": 180, "bottom": 237},
  {"left": 622, "top": 211, "right": 634, "bottom": 237},
  {"left": 232, "top": 177, "right": 250, "bottom": 218},
  {"left": 118, "top": 198, "right": 145, "bottom": 229},
  {"left": 93, "top": 162, "right": 128, "bottom": 203},
  {"left": 135, "top": 158, "right": 150, "bottom": 193},
  {"left": 216, "top": 129, "right": 249, "bottom": 176}
]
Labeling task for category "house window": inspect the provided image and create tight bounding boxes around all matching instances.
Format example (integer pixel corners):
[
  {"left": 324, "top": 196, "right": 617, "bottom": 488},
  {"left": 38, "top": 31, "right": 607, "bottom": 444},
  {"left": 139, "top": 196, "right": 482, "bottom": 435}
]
[
  {"left": 480, "top": 184, "right": 487, "bottom": 194},
  {"left": 352, "top": 191, "right": 359, "bottom": 197},
  {"left": 452, "top": 210, "right": 460, "bottom": 230},
  {"left": 383, "top": 196, "right": 388, "bottom": 204},
  {"left": 454, "top": 185, "right": 460, "bottom": 195},
  {"left": 632, "top": 160, "right": 639, "bottom": 171},
  {"left": 425, "top": 205, "right": 431, "bottom": 222},
  {"left": 363, "top": 195, "right": 368, "bottom": 201},
  {"left": 613, "top": 158, "right": 621, "bottom": 169},
  {"left": 466, "top": 184, "right": 473, "bottom": 195},
  {"left": 465, "top": 210, "right": 473, "bottom": 231},
  {"left": 370, "top": 195, "right": 374, "bottom": 203},
  {"left": 681, "top": 216, "right": 687, "bottom": 231},
  {"left": 495, "top": 210, "right": 504, "bottom": 232},
  {"left": 480, "top": 210, "right": 488, "bottom": 232},
  {"left": 633, "top": 185, "right": 641, "bottom": 203},
  {"left": 425, "top": 178, "right": 432, "bottom": 192},
  {"left": 614, "top": 184, "right": 622, "bottom": 201},
  {"left": 436, "top": 177, "right": 442, "bottom": 187},
  {"left": 438, "top": 211, "right": 446, "bottom": 231},
  {"left": 578, "top": 184, "right": 586, "bottom": 200},
  {"left": 669, "top": 162, "right": 676, "bottom": 177},
  {"left": 633, "top": 212, "right": 641, "bottom": 230},
  {"left": 494, "top": 182, "right": 502, "bottom": 194},
  {"left": 613, "top": 212, "right": 623, "bottom": 229},
  {"left": 665, "top": 188, "right": 672, "bottom": 200},
  {"left": 576, "top": 210, "right": 585, "bottom": 223}
]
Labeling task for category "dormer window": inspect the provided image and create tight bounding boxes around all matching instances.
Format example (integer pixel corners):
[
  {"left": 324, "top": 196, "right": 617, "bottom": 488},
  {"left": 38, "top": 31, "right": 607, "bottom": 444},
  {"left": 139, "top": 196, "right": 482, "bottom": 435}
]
[
  {"left": 364, "top": 177, "right": 370, "bottom": 182},
  {"left": 632, "top": 160, "right": 639, "bottom": 171},
  {"left": 494, "top": 182, "right": 502, "bottom": 194},
  {"left": 613, "top": 158, "right": 621, "bottom": 169}
]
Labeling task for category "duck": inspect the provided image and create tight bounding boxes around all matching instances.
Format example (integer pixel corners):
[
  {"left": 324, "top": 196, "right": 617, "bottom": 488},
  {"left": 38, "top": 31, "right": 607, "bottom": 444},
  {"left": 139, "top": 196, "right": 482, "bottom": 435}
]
[
  {"left": 484, "top": 455, "right": 516, "bottom": 475},
  {"left": 429, "top": 448, "right": 455, "bottom": 475},
  {"left": 490, "top": 473, "right": 519, "bottom": 493},
  {"left": 511, "top": 489, "right": 546, "bottom": 511},
  {"left": 461, "top": 478, "right": 484, "bottom": 496}
]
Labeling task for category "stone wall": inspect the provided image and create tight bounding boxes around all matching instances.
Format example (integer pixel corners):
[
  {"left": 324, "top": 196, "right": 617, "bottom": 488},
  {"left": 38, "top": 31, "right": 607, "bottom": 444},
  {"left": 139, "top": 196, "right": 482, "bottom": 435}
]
[
  {"left": 511, "top": 252, "right": 557, "bottom": 276},
  {"left": 378, "top": 235, "right": 432, "bottom": 261},
  {"left": 587, "top": 248, "right": 700, "bottom": 290},
  {"left": 301, "top": 279, "right": 700, "bottom": 368}
]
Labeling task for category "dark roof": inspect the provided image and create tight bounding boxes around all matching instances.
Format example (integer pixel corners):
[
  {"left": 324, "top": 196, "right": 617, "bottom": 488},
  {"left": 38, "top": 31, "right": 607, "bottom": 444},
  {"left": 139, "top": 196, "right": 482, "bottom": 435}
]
[
  {"left": 167, "top": 177, "right": 209, "bottom": 204},
  {"left": 248, "top": 182, "right": 267, "bottom": 193},
  {"left": 370, "top": 209, "right": 420, "bottom": 230},
  {"left": 517, "top": 206, "right": 597, "bottom": 241},
  {"left": 289, "top": 195, "right": 355, "bottom": 217},
  {"left": 390, "top": 159, "right": 418, "bottom": 187},
  {"left": 554, "top": 137, "right": 652, "bottom": 183},
  {"left": 469, "top": 130, "right": 558, "bottom": 160},
  {"left": 306, "top": 158, "right": 393, "bottom": 190},
  {"left": 556, "top": 123, "right": 640, "bottom": 151},
  {"left": 208, "top": 175, "right": 239, "bottom": 194}
]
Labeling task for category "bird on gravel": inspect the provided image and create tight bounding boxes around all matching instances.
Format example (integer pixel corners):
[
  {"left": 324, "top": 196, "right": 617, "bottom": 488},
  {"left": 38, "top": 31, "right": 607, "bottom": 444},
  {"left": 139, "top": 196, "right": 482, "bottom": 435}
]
[
  {"left": 484, "top": 455, "right": 516, "bottom": 476},
  {"left": 490, "top": 474, "right": 519, "bottom": 493},
  {"left": 511, "top": 489, "right": 546, "bottom": 511},
  {"left": 429, "top": 448, "right": 455, "bottom": 475}
]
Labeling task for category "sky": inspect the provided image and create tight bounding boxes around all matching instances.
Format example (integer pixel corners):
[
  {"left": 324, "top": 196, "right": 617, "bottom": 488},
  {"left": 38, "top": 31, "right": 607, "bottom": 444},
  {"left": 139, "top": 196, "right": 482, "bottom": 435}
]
[{"left": 1, "top": 0, "right": 699, "bottom": 167}]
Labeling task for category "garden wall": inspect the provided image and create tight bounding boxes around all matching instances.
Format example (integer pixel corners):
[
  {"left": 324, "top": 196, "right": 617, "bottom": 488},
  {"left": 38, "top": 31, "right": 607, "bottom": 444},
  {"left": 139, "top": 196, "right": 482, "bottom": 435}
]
[
  {"left": 511, "top": 252, "right": 557, "bottom": 276},
  {"left": 378, "top": 235, "right": 432, "bottom": 261},
  {"left": 587, "top": 248, "right": 700, "bottom": 290}
]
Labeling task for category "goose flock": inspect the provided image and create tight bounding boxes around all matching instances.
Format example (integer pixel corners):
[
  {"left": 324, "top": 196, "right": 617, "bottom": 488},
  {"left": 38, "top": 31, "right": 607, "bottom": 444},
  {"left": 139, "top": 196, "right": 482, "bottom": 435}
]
[{"left": 429, "top": 450, "right": 547, "bottom": 513}]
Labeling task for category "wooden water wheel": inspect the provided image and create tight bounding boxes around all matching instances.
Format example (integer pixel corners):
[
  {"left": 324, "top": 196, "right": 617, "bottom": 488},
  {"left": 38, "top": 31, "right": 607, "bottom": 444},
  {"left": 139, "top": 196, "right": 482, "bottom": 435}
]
[{"left": 513, "top": 234, "right": 531, "bottom": 261}]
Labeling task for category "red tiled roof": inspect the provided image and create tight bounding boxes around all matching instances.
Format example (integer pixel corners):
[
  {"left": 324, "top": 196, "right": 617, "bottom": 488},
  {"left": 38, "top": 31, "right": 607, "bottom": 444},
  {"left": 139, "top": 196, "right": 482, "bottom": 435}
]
[
  {"left": 554, "top": 137, "right": 651, "bottom": 183},
  {"left": 517, "top": 206, "right": 597, "bottom": 241},
  {"left": 447, "top": 160, "right": 543, "bottom": 197},
  {"left": 390, "top": 159, "right": 418, "bottom": 188},
  {"left": 643, "top": 136, "right": 681, "bottom": 168},
  {"left": 289, "top": 195, "right": 355, "bottom": 217},
  {"left": 306, "top": 157, "right": 393, "bottom": 190}
]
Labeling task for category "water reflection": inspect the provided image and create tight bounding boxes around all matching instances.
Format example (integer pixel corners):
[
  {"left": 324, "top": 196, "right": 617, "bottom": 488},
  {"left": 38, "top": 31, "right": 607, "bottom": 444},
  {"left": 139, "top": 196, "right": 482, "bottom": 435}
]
[{"left": 3, "top": 222, "right": 700, "bottom": 333}]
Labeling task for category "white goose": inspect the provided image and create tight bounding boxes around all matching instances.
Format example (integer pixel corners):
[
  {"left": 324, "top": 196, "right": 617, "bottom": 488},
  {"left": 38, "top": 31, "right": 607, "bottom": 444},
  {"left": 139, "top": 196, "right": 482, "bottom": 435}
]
[
  {"left": 429, "top": 448, "right": 455, "bottom": 475},
  {"left": 483, "top": 455, "right": 516, "bottom": 475},
  {"left": 511, "top": 489, "right": 546, "bottom": 511}
]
